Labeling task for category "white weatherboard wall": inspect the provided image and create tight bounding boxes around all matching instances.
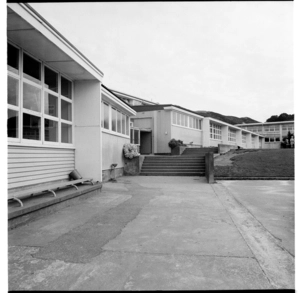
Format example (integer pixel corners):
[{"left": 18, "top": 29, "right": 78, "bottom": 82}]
[
  {"left": 74, "top": 80, "right": 102, "bottom": 182},
  {"left": 8, "top": 146, "right": 75, "bottom": 190}
]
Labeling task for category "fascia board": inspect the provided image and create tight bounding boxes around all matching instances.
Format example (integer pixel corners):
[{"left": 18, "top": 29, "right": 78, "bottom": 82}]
[{"left": 8, "top": 3, "right": 104, "bottom": 81}]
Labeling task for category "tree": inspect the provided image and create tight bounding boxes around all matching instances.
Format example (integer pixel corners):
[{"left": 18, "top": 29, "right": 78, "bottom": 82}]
[{"left": 266, "top": 113, "right": 294, "bottom": 122}]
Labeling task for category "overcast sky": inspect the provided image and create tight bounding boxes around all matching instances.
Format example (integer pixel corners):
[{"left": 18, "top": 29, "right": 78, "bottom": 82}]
[{"left": 29, "top": 2, "right": 293, "bottom": 122}]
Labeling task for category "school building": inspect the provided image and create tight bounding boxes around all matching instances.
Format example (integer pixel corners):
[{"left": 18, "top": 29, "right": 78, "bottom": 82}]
[
  {"left": 7, "top": 3, "right": 136, "bottom": 193},
  {"left": 235, "top": 121, "right": 295, "bottom": 149}
]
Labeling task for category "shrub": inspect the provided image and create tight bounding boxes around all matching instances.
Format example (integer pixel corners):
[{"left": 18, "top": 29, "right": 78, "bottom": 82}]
[
  {"left": 123, "top": 143, "right": 140, "bottom": 159},
  {"left": 168, "top": 138, "right": 184, "bottom": 150}
]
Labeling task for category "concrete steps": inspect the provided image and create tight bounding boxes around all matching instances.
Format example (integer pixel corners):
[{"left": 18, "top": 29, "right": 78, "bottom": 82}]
[{"left": 140, "top": 155, "right": 206, "bottom": 176}]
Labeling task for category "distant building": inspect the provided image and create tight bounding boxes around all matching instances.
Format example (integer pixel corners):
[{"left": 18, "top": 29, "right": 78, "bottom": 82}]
[
  {"left": 235, "top": 121, "right": 294, "bottom": 149},
  {"left": 129, "top": 104, "right": 263, "bottom": 154}
]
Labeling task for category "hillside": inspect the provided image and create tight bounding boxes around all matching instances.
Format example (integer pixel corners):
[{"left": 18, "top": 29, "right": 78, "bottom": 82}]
[{"left": 195, "top": 111, "right": 260, "bottom": 125}]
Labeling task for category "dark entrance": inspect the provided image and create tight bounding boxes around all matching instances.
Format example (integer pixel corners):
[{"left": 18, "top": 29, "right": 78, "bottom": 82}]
[{"left": 140, "top": 131, "right": 152, "bottom": 154}]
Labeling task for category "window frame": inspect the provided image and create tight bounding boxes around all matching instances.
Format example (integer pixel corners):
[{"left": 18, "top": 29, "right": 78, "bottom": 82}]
[
  {"left": 172, "top": 111, "right": 202, "bottom": 131},
  {"left": 7, "top": 41, "right": 74, "bottom": 148},
  {"left": 101, "top": 95, "right": 130, "bottom": 139}
]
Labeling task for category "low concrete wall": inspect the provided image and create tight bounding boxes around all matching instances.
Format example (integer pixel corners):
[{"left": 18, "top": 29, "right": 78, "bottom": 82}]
[
  {"left": 205, "top": 152, "right": 215, "bottom": 184},
  {"left": 218, "top": 144, "right": 238, "bottom": 154},
  {"left": 123, "top": 156, "right": 140, "bottom": 176},
  {"left": 171, "top": 146, "right": 186, "bottom": 156}
]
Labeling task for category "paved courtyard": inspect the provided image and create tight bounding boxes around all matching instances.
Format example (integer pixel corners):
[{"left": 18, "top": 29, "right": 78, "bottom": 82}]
[{"left": 8, "top": 177, "right": 294, "bottom": 290}]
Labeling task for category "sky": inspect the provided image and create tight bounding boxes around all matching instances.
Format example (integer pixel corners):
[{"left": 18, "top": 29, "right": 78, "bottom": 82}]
[{"left": 28, "top": 2, "right": 294, "bottom": 123}]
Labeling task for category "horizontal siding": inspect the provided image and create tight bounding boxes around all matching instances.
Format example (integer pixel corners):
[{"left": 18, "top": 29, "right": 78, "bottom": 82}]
[{"left": 8, "top": 146, "right": 75, "bottom": 190}]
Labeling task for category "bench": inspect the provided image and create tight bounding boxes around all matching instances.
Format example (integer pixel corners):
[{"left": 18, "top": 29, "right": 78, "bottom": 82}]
[{"left": 8, "top": 178, "right": 95, "bottom": 207}]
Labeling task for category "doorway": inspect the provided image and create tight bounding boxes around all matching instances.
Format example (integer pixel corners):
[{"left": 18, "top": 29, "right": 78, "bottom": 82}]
[{"left": 140, "top": 131, "right": 152, "bottom": 154}]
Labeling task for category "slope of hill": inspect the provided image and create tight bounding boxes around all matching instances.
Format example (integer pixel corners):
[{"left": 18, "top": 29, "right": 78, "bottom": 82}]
[{"left": 195, "top": 111, "right": 260, "bottom": 125}]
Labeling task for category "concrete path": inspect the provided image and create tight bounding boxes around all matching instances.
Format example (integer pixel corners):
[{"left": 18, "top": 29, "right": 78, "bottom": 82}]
[{"left": 8, "top": 177, "right": 294, "bottom": 290}]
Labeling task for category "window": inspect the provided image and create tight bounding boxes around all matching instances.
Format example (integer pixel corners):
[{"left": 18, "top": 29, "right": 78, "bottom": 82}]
[
  {"left": 23, "top": 82, "right": 41, "bottom": 112},
  {"left": 122, "top": 113, "right": 126, "bottom": 134},
  {"left": 44, "top": 66, "right": 58, "bottom": 92},
  {"left": 228, "top": 129, "right": 236, "bottom": 142},
  {"left": 210, "top": 123, "right": 222, "bottom": 140},
  {"left": 134, "top": 129, "right": 140, "bottom": 144},
  {"left": 7, "top": 42, "right": 73, "bottom": 145},
  {"left": 126, "top": 117, "right": 129, "bottom": 135},
  {"left": 44, "top": 93, "right": 58, "bottom": 117},
  {"left": 61, "top": 123, "right": 72, "bottom": 143},
  {"left": 61, "top": 100, "right": 72, "bottom": 121},
  {"left": 242, "top": 133, "right": 247, "bottom": 144},
  {"left": 8, "top": 43, "right": 19, "bottom": 74},
  {"left": 61, "top": 76, "right": 72, "bottom": 99},
  {"left": 172, "top": 111, "right": 201, "bottom": 130},
  {"left": 117, "top": 111, "right": 122, "bottom": 133},
  {"left": 23, "top": 113, "right": 41, "bottom": 141},
  {"left": 111, "top": 107, "right": 117, "bottom": 131},
  {"left": 103, "top": 102, "right": 109, "bottom": 129},
  {"left": 45, "top": 119, "right": 58, "bottom": 142},
  {"left": 7, "top": 76, "right": 19, "bottom": 106},
  {"left": 265, "top": 137, "right": 270, "bottom": 142},
  {"left": 7, "top": 109, "right": 18, "bottom": 138},
  {"left": 101, "top": 94, "right": 130, "bottom": 136},
  {"left": 23, "top": 53, "right": 41, "bottom": 84}
]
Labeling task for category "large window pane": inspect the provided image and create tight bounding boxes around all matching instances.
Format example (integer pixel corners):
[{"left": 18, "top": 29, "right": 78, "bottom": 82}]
[
  {"left": 122, "top": 113, "right": 126, "bottom": 134},
  {"left": 7, "top": 109, "right": 19, "bottom": 138},
  {"left": 23, "top": 83, "right": 41, "bottom": 112},
  {"left": 23, "top": 113, "right": 40, "bottom": 140},
  {"left": 44, "top": 93, "right": 58, "bottom": 117},
  {"left": 111, "top": 107, "right": 117, "bottom": 131},
  {"left": 61, "top": 123, "right": 72, "bottom": 143},
  {"left": 7, "top": 43, "right": 19, "bottom": 74},
  {"left": 44, "top": 67, "right": 58, "bottom": 92},
  {"left": 61, "top": 76, "right": 72, "bottom": 99},
  {"left": 45, "top": 119, "right": 58, "bottom": 142},
  {"left": 134, "top": 129, "right": 139, "bottom": 144},
  {"left": 130, "top": 128, "right": 134, "bottom": 143},
  {"left": 61, "top": 99, "right": 72, "bottom": 121},
  {"left": 172, "top": 112, "right": 176, "bottom": 124},
  {"left": 23, "top": 53, "right": 41, "bottom": 83},
  {"left": 126, "top": 116, "right": 129, "bottom": 135},
  {"left": 117, "top": 111, "right": 122, "bottom": 133},
  {"left": 103, "top": 103, "right": 109, "bottom": 129},
  {"left": 8, "top": 76, "right": 19, "bottom": 106}
]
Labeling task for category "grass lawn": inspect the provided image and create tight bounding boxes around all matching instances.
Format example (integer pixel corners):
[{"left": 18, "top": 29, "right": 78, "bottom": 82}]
[{"left": 214, "top": 149, "right": 294, "bottom": 177}]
